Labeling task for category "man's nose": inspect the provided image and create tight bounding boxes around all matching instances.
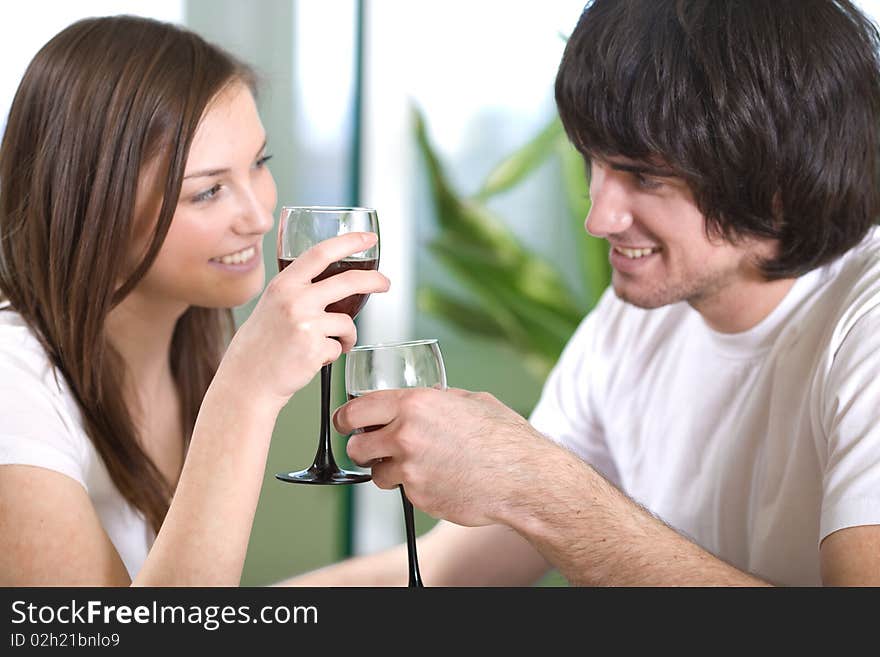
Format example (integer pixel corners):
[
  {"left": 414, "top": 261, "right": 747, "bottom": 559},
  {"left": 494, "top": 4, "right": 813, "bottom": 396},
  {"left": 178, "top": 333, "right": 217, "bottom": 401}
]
[{"left": 585, "top": 172, "right": 633, "bottom": 238}]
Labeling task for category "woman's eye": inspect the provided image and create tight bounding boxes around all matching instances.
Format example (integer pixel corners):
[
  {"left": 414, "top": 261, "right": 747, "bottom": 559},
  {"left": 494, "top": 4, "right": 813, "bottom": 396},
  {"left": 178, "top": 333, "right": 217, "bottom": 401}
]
[
  {"left": 255, "top": 154, "right": 274, "bottom": 168},
  {"left": 193, "top": 183, "right": 222, "bottom": 203}
]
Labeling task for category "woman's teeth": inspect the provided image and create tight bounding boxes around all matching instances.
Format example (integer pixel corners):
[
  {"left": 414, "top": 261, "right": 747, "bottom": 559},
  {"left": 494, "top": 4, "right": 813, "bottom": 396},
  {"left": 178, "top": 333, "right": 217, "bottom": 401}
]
[
  {"left": 615, "top": 246, "right": 658, "bottom": 259},
  {"left": 211, "top": 246, "right": 256, "bottom": 265}
]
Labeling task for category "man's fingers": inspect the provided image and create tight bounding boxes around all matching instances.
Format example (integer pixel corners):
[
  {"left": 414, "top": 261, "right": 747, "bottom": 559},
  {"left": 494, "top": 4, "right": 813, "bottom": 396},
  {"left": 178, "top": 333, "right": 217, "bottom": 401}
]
[
  {"left": 281, "top": 232, "right": 378, "bottom": 281},
  {"left": 346, "top": 426, "right": 397, "bottom": 468},
  {"left": 333, "top": 389, "right": 402, "bottom": 435},
  {"left": 368, "top": 460, "right": 400, "bottom": 491}
]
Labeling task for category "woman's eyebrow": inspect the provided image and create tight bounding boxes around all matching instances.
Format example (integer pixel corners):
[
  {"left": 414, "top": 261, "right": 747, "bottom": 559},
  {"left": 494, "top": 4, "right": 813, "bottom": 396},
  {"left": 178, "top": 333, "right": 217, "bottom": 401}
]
[{"left": 183, "top": 138, "right": 268, "bottom": 180}]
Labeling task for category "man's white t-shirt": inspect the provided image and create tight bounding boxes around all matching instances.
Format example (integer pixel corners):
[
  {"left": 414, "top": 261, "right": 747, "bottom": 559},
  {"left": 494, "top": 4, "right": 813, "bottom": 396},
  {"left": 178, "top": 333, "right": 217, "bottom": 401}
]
[
  {"left": 530, "top": 227, "right": 880, "bottom": 586},
  {"left": 0, "top": 303, "right": 153, "bottom": 578}
]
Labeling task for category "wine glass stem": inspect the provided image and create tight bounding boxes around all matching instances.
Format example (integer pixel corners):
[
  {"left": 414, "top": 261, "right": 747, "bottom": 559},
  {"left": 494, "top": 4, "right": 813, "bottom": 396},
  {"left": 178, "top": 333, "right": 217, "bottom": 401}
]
[
  {"left": 313, "top": 363, "right": 339, "bottom": 472},
  {"left": 400, "top": 486, "right": 423, "bottom": 587}
]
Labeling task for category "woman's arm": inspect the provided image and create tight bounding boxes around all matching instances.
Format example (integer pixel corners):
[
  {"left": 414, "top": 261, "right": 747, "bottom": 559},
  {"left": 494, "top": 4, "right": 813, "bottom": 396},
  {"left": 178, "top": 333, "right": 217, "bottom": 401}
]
[
  {"left": 0, "top": 380, "right": 278, "bottom": 586},
  {"left": 0, "top": 465, "right": 131, "bottom": 585},
  {"left": 282, "top": 521, "right": 551, "bottom": 587},
  {"left": 0, "top": 232, "right": 389, "bottom": 586}
]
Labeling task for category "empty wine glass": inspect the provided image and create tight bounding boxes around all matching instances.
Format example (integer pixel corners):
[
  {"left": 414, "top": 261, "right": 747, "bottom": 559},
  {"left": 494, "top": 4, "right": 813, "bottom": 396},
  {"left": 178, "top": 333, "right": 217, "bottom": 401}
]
[
  {"left": 275, "top": 206, "right": 379, "bottom": 485},
  {"left": 344, "top": 339, "right": 447, "bottom": 587}
]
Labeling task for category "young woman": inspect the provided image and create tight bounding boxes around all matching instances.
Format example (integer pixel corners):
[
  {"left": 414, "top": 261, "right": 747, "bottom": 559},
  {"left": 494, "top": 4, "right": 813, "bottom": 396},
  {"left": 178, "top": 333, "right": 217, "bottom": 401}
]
[{"left": 0, "top": 15, "right": 389, "bottom": 585}]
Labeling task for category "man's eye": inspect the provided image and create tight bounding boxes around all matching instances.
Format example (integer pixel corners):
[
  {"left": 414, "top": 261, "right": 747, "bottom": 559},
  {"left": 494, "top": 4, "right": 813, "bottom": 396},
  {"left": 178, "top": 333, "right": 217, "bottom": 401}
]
[
  {"left": 635, "top": 173, "right": 662, "bottom": 190},
  {"left": 255, "top": 154, "right": 274, "bottom": 168}
]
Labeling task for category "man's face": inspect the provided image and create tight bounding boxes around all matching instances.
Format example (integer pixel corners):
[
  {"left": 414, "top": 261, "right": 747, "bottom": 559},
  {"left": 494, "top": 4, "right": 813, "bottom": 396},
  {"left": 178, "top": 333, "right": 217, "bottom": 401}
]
[{"left": 586, "top": 155, "right": 769, "bottom": 312}]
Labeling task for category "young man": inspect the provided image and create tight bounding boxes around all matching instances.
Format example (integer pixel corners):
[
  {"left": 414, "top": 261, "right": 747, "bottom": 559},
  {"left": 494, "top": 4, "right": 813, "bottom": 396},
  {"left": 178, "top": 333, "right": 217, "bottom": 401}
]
[{"left": 294, "top": 0, "right": 880, "bottom": 586}]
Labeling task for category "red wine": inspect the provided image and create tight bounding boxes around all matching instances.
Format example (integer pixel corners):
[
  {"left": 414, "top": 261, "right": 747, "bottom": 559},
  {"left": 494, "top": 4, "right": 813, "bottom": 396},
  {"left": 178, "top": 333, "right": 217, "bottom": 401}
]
[{"left": 278, "top": 257, "right": 378, "bottom": 317}]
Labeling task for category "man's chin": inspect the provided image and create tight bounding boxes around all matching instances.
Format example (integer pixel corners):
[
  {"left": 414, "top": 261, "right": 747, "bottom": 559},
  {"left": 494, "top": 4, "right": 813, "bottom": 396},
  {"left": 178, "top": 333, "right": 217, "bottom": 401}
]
[{"left": 612, "top": 284, "right": 674, "bottom": 310}]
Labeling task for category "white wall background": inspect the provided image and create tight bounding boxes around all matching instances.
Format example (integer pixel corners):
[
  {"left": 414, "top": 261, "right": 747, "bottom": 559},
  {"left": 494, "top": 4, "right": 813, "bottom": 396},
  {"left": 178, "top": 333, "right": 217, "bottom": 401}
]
[{"left": 0, "top": 1, "right": 184, "bottom": 135}]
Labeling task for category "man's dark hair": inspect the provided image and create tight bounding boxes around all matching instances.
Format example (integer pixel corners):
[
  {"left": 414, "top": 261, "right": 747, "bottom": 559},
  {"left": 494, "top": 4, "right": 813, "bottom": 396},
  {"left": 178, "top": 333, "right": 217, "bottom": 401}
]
[{"left": 555, "top": 0, "right": 880, "bottom": 278}]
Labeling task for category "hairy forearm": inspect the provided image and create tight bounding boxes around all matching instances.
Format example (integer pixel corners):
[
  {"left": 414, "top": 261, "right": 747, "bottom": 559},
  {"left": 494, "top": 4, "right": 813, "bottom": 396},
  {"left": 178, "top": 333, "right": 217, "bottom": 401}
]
[
  {"left": 497, "top": 441, "right": 770, "bottom": 586},
  {"left": 134, "top": 374, "right": 279, "bottom": 586}
]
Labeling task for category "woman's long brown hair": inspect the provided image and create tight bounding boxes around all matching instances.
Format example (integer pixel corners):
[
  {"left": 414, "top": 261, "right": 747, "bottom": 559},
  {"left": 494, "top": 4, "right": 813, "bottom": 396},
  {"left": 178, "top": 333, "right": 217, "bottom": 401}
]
[{"left": 0, "top": 16, "right": 256, "bottom": 533}]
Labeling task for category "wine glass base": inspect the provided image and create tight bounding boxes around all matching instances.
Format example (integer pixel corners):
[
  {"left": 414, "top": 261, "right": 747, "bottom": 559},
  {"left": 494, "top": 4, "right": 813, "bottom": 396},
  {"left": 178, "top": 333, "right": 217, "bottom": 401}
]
[{"left": 275, "top": 468, "right": 372, "bottom": 485}]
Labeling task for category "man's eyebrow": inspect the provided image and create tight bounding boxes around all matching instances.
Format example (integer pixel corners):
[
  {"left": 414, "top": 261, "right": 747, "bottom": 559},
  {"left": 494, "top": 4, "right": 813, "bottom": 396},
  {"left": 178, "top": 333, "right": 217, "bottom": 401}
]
[
  {"left": 608, "top": 161, "right": 675, "bottom": 177},
  {"left": 183, "top": 138, "right": 268, "bottom": 180}
]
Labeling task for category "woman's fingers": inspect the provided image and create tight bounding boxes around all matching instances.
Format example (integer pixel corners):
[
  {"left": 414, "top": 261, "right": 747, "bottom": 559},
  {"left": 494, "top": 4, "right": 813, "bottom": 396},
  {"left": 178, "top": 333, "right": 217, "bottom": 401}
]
[
  {"left": 310, "top": 269, "right": 389, "bottom": 308},
  {"left": 228, "top": 234, "right": 387, "bottom": 404},
  {"left": 273, "top": 232, "right": 388, "bottom": 318},
  {"left": 318, "top": 313, "right": 357, "bottom": 352},
  {"left": 281, "top": 232, "right": 378, "bottom": 282},
  {"left": 321, "top": 337, "right": 344, "bottom": 365}
]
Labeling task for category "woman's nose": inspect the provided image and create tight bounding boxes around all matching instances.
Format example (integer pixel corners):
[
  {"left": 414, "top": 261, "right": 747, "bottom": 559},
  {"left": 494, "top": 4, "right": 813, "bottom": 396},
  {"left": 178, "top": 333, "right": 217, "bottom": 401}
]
[{"left": 238, "top": 179, "right": 276, "bottom": 236}]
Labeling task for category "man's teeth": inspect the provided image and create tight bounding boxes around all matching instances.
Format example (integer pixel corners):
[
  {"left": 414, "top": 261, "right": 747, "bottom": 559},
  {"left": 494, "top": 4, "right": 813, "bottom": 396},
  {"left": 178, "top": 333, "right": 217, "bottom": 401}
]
[
  {"left": 615, "top": 246, "right": 658, "bottom": 259},
  {"left": 211, "top": 246, "right": 256, "bottom": 265}
]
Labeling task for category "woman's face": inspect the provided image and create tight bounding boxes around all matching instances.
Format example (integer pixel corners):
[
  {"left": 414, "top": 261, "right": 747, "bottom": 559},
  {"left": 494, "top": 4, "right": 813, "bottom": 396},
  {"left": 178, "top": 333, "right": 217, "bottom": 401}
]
[{"left": 133, "top": 81, "right": 277, "bottom": 310}]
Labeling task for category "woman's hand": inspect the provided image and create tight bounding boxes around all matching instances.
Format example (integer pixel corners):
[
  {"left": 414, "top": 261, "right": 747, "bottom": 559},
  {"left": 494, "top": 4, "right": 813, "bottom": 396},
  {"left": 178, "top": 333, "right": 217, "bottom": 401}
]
[{"left": 217, "top": 232, "right": 389, "bottom": 413}]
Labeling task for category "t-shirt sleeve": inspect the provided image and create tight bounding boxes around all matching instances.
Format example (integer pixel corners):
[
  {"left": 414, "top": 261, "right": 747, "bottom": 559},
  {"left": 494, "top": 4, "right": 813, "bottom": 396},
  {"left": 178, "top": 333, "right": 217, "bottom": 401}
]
[
  {"left": 819, "top": 307, "right": 880, "bottom": 542},
  {"left": 529, "top": 290, "right": 620, "bottom": 487},
  {"left": 0, "top": 351, "right": 88, "bottom": 489}
]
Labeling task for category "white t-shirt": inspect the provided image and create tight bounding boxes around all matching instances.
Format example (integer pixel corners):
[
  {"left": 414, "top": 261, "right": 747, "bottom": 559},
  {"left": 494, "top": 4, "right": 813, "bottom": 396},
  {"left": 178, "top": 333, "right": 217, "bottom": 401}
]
[
  {"left": 530, "top": 227, "right": 880, "bottom": 586},
  {"left": 0, "top": 302, "right": 153, "bottom": 578}
]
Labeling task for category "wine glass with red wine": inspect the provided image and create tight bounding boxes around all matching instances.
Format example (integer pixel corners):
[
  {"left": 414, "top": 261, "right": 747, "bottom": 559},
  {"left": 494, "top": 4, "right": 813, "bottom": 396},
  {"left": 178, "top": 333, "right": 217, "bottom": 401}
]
[
  {"left": 344, "top": 339, "right": 447, "bottom": 587},
  {"left": 275, "top": 206, "right": 380, "bottom": 485}
]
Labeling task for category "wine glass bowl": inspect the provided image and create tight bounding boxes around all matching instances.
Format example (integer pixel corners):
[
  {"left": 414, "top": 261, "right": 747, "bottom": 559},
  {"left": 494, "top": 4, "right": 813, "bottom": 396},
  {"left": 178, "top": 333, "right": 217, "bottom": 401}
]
[
  {"left": 344, "top": 339, "right": 447, "bottom": 587},
  {"left": 345, "top": 339, "right": 447, "bottom": 396},
  {"left": 275, "top": 206, "right": 379, "bottom": 486}
]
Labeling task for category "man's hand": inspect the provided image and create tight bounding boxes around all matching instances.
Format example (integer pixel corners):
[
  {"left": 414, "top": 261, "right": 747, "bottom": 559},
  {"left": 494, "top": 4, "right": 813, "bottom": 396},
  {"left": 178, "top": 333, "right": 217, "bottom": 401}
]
[
  {"left": 334, "top": 386, "right": 773, "bottom": 586},
  {"left": 334, "top": 387, "right": 555, "bottom": 527}
]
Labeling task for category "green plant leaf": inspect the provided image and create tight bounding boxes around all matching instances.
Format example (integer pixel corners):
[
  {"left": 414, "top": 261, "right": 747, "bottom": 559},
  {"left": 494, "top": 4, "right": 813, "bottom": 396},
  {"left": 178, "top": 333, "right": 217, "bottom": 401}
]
[
  {"left": 474, "top": 117, "right": 564, "bottom": 201},
  {"left": 428, "top": 237, "right": 584, "bottom": 327},
  {"left": 416, "top": 287, "right": 508, "bottom": 339},
  {"left": 413, "top": 104, "right": 610, "bottom": 381},
  {"left": 414, "top": 107, "right": 520, "bottom": 255},
  {"left": 557, "top": 136, "right": 610, "bottom": 307},
  {"left": 428, "top": 243, "right": 579, "bottom": 356},
  {"left": 583, "top": 234, "right": 611, "bottom": 307},
  {"left": 421, "top": 259, "right": 540, "bottom": 365},
  {"left": 557, "top": 134, "right": 589, "bottom": 222}
]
